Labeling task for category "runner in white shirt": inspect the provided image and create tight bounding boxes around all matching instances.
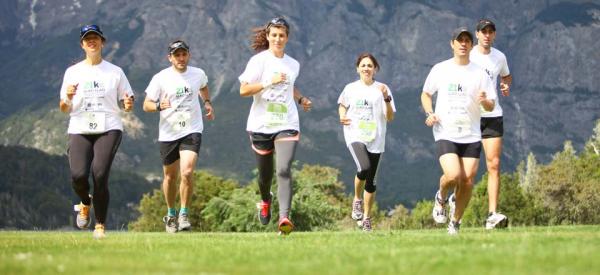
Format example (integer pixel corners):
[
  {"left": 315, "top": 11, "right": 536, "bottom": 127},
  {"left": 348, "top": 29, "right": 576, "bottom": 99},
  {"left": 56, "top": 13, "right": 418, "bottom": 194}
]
[
  {"left": 143, "top": 40, "right": 214, "bottom": 233},
  {"left": 470, "top": 19, "right": 512, "bottom": 229},
  {"left": 239, "top": 17, "right": 312, "bottom": 235},
  {"left": 59, "top": 24, "right": 135, "bottom": 239},
  {"left": 420, "top": 27, "right": 496, "bottom": 235},
  {"left": 338, "top": 52, "right": 395, "bottom": 232}
]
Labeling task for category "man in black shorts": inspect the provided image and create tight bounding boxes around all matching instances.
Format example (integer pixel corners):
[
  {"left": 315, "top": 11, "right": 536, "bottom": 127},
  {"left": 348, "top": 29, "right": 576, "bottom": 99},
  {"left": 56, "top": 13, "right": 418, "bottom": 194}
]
[
  {"left": 421, "top": 27, "right": 495, "bottom": 234},
  {"left": 470, "top": 19, "right": 512, "bottom": 229},
  {"left": 143, "top": 40, "right": 214, "bottom": 233}
]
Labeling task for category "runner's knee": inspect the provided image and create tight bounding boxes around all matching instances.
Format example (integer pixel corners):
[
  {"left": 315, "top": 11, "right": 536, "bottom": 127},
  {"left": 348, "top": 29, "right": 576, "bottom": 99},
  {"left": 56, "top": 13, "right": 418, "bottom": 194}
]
[{"left": 364, "top": 180, "right": 376, "bottom": 193}]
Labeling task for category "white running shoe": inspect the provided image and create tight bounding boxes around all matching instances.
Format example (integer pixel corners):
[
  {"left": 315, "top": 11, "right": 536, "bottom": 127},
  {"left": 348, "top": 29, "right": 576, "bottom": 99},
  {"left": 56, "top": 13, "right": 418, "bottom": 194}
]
[
  {"left": 447, "top": 220, "right": 460, "bottom": 235},
  {"left": 485, "top": 212, "right": 508, "bottom": 230},
  {"left": 361, "top": 217, "right": 372, "bottom": 232},
  {"left": 448, "top": 193, "right": 456, "bottom": 222},
  {"left": 351, "top": 199, "right": 364, "bottom": 221},
  {"left": 432, "top": 191, "right": 448, "bottom": 224},
  {"left": 74, "top": 202, "right": 91, "bottom": 229},
  {"left": 163, "top": 216, "right": 178, "bottom": 234},
  {"left": 178, "top": 214, "right": 191, "bottom": 231},
  {"left": 93, "top": 224, "right": 106, "bottom": 239}
]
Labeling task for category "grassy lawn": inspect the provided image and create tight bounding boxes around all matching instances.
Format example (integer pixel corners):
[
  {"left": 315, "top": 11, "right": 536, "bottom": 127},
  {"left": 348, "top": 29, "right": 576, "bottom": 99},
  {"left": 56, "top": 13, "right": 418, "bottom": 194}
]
[{"left": 1, "top": 225, "right": 599, "bottom": 274}]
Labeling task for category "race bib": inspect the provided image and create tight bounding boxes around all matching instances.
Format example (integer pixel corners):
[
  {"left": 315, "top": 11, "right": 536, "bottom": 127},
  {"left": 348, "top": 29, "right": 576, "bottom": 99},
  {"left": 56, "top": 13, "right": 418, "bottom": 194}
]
[
  {"left": 266, "top": 102, "right": 288, "bottom": 127},
  {"left": 167, "top": 110, "right": 191, "bottom": 132},
  {"left": 357, "top": 120, "right": 377, "bottom": 142},
  {"left": 448, "top": 113, "right": 472, "bottom": 138},
  {"left": 80, "top": 112, "right": 106, "bottom": 134}
]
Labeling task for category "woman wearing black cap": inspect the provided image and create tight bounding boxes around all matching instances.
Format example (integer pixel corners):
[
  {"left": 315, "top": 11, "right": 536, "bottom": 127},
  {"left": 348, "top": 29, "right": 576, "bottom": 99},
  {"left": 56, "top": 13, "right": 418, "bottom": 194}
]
[
  {"left": 59, "top": 24, "right": 134, "bottom": 239},
  {"left": 238, "top": 17, "right": 312, "bottom": 235}
]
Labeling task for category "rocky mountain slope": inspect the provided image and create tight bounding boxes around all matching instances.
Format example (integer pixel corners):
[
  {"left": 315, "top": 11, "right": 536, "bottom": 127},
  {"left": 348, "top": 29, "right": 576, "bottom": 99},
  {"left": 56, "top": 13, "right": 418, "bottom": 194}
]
[{"left": 1, "top": 0, "right": 598, "bottom": 207}]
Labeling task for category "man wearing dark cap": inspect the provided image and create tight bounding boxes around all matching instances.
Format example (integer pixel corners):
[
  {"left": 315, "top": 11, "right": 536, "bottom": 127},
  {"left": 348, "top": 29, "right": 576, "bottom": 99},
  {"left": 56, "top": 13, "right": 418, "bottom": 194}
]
[
  {"left": 143, "top": 40, "right": 215, "bottom": 233},
  {"left": 420, "top": 27, "right": 496, "bottom": 234},
  {"left": 470, "top": 19, "right": 512, "bottom": 230}
]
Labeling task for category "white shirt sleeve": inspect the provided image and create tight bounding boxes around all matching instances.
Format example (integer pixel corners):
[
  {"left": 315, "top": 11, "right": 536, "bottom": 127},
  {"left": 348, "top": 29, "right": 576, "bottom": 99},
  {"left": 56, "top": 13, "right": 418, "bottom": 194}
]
[
  {"left": 59, "top": 69, "right": 72, "bottom": 101},
  {"left": 200, "top": 71, "right": 208, "bottom": 89},
  {"left": 499, "top": 56, "right": 510, "bottom": 77},
  {"left": 422, "top": 66, "right": 438, "bottom": 95},
  {"left": 481, "top": 72, "right": 497, "bottom": 101},
  {"left": 238, "top": 55, "right": 262, "bottom": 84},
  {"left": 144, "top": 75, "right": 162, "bottom": 102},
  {"left": 337, "top": 85, "right": 349, "bottom": 107},
  {"left": 117, "top": 68, "right": 134, "bottom": 99}
]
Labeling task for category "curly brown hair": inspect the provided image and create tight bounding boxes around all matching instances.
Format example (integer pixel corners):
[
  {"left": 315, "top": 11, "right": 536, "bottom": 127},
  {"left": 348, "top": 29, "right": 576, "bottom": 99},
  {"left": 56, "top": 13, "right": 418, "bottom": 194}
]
[{"left": 250, "top": 19, "right": 290, "bottom": 52}]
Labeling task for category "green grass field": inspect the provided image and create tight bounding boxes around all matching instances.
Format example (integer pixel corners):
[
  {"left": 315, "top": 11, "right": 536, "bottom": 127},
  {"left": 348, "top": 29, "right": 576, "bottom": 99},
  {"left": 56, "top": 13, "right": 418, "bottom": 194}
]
[{"left": 1, "top": 226, "right": 599, "bottom": 275}]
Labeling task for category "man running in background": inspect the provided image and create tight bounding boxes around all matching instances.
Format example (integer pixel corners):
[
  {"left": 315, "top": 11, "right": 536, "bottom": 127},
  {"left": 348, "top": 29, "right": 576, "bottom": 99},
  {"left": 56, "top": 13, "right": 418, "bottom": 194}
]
[{"left": 470, "top": 19, "right": 512, "bottom": 229}]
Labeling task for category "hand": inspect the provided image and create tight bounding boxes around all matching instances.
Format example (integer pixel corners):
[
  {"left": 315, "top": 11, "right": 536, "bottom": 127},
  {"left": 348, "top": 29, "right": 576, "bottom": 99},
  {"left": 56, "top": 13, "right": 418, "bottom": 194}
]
[
  {"left": 271, "top": 72, "right": 287, "bottom": 85},
  {"left": 340, "top": 116, "right": 351, "bottom": 125},
  {"left": 300, "top": 97, "right": 312, "bottom": 112},
  {"left": 160, "top": 93, "right": 171, "bottom": 110},
  {"left": 123, "top": 95, "right": 134, "bottom": 112},
  {"left": 204, "top": 102, "right": 214, "bottom": 120},
  {"left": 477, "top": 91, "right": 487, "bottom": 103},
  {"left": 425, "top": 113, "right": 440, "bottom": 127},
  {"left": 67, "top": 83, "right": 78, "bottom": 100},
  {"left": 500, "top": 83, "right": 510, "bottom": 96}
]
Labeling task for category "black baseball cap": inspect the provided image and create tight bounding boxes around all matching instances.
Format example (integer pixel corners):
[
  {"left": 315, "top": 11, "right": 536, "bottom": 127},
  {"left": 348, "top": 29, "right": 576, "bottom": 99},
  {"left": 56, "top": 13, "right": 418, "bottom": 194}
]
[
  {"left": 168, "top": 40, "right": 190, "bottom": 54},
  {"left": 80, "top": 24, "right": 105, "bottom": 41},
  {"left": 452, "top": 27, "right": 473, "bottom": 41},
  {"left": 476, "top": 19, "right": 496, "bottom": 32}
]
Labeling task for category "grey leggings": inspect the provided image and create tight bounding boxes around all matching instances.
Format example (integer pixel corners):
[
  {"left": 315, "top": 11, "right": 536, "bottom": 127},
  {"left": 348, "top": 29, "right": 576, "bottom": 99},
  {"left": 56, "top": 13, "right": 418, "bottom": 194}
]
[
  {"left": 255, "top": 140, "right": 298, "bottom": 218},
  {"left": 348, "top": 142, "right": 381, "bottom": 193},
  {"left": 68, "top": 130, "right": 122, "bottom": 224}
]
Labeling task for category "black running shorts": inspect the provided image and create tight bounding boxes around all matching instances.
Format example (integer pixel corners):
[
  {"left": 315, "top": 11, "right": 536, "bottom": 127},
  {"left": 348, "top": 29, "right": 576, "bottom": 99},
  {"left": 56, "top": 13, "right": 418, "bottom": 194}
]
[
  {"left": 436, "top": 139, "right": 482, "bottom": 159},
  {"left": 481, "top": 116, "right": 504, "bottom": 138},
  {"left": 159, "top": 132, "right": 202, "bottom": 165},
  {"left": 249, "top": 130, "right": 299, "bottom": 154}
]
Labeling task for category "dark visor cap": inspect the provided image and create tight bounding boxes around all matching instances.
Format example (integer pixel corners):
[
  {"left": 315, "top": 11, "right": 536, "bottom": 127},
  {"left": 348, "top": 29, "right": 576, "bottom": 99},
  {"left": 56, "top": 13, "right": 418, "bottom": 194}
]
[{"left": 80, "top": 24, "right": 105, "bottom": 40}]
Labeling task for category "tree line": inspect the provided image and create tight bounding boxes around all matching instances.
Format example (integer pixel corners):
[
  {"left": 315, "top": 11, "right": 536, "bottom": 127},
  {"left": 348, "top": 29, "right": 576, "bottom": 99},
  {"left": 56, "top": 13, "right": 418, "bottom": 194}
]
[{"left": 131, "top": 121, "right": 600, "bottom": 231}]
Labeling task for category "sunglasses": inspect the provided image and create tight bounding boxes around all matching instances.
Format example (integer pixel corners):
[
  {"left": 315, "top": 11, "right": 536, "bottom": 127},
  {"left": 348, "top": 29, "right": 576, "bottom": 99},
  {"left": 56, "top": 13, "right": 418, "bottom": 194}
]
[
  {"left": 266, "top": 17, "right": 289, "bottom": 30},
  {"left": 80, "top": 25, "right": 103, "bottom": 38},
  {"left": 168, "top": 41, "right": 190, "bottom": 53}
]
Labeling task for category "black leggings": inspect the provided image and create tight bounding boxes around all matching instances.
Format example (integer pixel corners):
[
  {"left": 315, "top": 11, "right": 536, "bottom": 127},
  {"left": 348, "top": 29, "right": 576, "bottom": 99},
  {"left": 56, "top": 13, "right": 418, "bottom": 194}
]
[
  {"left": 255, "top": 140, "right": 298, "bottom": 218},
  {"left": 348, "top": 142, "right": 381, "bottom": 193},
  {"left": 68, "top": 130, "right": 122, "bottom": 224}
]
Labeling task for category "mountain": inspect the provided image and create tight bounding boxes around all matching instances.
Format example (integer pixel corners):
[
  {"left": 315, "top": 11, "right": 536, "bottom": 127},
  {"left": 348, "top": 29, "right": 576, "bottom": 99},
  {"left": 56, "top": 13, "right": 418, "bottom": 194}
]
[{"left": 1, "top": 0, "right": 599, "bottom": 207}]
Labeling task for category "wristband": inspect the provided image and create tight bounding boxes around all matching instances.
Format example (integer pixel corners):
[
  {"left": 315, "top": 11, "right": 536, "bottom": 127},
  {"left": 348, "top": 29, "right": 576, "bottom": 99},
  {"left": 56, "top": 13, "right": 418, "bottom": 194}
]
[
  {"left": 155, "top": 101, "right": 161, "bottom": 112},
  {"left": 297, "top": 96, "right": 305, "bottom": 104},
  {"left": 383, "top": 95, "right": 392, "bottom": 102},
  {"left": 63, "top": 98, "right": 72, "bottom": 106}
]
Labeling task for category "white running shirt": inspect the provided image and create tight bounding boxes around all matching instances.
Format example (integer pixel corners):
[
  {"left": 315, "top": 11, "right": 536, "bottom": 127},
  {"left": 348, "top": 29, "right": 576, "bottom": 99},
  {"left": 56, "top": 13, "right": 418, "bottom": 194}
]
[
  {"left": 238, "top": 50, "right": 300, "bottom": 134},
  {"left": 422, "top": 59, "right": 496, "bottom": 143},
  {"left": 60, "top": 60, "right": 134, "bottom": 134},
  {"left": 470, "top": 47, "right": 510, "bottom": 118},
  {"left": 338, "top": 80, "right": 396, "bottom": 153},
  {"left": 145, "top": 66, "right": 208, "bottom": 142}
]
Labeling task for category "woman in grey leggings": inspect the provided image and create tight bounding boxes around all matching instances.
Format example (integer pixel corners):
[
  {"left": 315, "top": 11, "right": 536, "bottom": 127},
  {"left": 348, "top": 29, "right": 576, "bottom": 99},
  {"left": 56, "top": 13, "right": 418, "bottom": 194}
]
[
  {"left": 239, "top": 17, "right": 312, "bottom": 235},
  {"left": 59, "top": 24, "right": 134, "bottom": 239},
  {"left": 338, "top": 53, "right": 396, "bottom": 231}
]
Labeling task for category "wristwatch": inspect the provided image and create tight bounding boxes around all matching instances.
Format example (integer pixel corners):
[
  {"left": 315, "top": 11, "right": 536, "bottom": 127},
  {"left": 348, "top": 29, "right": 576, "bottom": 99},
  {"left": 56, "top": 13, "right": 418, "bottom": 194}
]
[{"left": 155, "top": 101, "right": 161, "bottom": 111}]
